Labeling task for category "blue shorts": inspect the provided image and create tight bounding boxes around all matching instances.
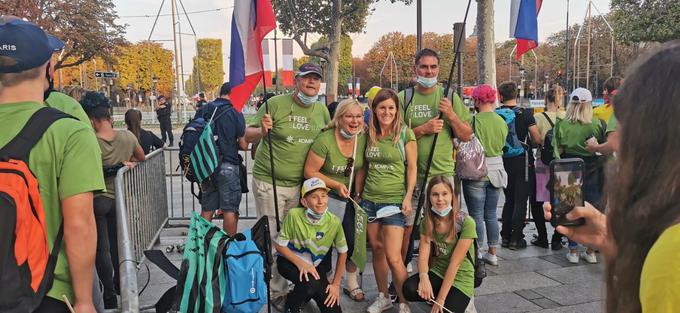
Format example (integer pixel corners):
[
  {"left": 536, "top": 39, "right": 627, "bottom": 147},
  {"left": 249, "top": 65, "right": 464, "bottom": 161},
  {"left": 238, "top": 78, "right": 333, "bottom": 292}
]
[
  {"left": 200, "top": 162, "right": 241, "bottom": 214},
  {"left": 360, "top": 199, "right": 405, "bottom": 227}
]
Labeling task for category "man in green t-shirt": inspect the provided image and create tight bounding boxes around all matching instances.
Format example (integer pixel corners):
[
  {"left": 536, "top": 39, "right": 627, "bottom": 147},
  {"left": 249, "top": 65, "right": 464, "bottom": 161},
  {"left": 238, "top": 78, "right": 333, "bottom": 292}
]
[
  {"left": 0, "top": 17, "right": 105, "bottom": 312},
  {"left": 397, "top": 48, "right": 472, "bottom": 267},
  {"left": 244, "top": 63, "right": 331, "bottom": 306}
]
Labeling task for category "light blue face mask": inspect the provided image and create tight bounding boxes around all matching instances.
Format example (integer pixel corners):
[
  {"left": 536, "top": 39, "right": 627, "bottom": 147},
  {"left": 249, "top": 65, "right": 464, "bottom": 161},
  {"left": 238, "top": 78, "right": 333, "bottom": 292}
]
[
  {"left": 431, "top": 205, "right": 452, "bottom": 217},
  {"left": 305, "top": 207, "right": 327, "bottom": 223},
  {"left": 416, "top": 75, "right": 438, "bottom": 88},
  {"left": 297, "top": 91, "right": 318, "bottom": 107},
  {"left": 368, "top": 205, "right": 402, "bottom": 222},
  {"left": 339, "top": 128, "right": 355, "bottom": 139}
]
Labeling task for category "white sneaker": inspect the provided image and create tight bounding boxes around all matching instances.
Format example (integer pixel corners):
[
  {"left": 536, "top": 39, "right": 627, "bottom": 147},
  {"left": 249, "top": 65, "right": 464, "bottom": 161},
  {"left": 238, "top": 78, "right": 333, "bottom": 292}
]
[
  {"left": 367, "top": 293, "right": 394, "bottom": 313},
  {"left": 566, "top": 252, "right": 579, "bottom": 264},
  {"left": 581, "top": 251, "right": 598, "bottom": 264},
  {"left": 399, "top": 303, "right": 411, "bottom": 313},
  {"left": 406, "top": 262, "right": 413, "bottom": 273},
  {"left": 482, "top": 252, "right": 498, "bottom": 266}
]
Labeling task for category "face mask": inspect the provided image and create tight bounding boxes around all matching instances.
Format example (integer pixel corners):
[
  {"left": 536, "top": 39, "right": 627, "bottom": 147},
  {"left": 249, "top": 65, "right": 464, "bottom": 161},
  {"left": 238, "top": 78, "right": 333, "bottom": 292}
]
[
  {"left": 431, "top": 205, "right": 452, "bottom": 217},
  {"left": 43, "top": 63, "right": 54, "bottom": 102},
  {"left": 368, "top": 205, "right": 402, "bottom": 222},
  {"left": 297, "top": 92, "right": 318, "bottom": 107},
  {"left": 416, "top": 75, "right": 438, "bottom": 88},
  {"left": 339, "top": 128, "right": 355, "bottom": 139},
  {"left": 305, "top": 207, "right": 326, "bottom": 223}
]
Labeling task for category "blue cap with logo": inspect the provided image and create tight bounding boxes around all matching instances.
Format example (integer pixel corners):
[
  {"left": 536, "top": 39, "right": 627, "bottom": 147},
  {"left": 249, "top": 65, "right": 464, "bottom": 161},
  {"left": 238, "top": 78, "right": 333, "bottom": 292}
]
[{"left": 0, "top": 17, "right": 65, "bottom": 73}]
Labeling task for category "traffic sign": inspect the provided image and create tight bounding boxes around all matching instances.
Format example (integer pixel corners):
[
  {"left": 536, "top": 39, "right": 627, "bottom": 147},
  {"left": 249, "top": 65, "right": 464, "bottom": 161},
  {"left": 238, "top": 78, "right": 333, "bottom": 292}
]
[{"left": 94, "top": 71, "right": 119, "bottom": 78}]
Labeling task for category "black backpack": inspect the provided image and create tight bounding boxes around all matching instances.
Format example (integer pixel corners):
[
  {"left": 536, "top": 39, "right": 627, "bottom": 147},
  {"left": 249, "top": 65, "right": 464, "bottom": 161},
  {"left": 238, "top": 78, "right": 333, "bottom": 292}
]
[
  {"left": 178, "top": 117, "right": 207, "bottom": 184},
  {"left": 540, "top": 112, "right": 556, "bottom": 166}
]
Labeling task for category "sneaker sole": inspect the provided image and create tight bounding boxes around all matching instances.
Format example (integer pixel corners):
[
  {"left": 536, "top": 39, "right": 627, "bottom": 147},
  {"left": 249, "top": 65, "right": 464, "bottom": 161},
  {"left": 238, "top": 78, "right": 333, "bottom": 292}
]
[{"left": 368, "top": 304, "right": 394, "bottom": 313}]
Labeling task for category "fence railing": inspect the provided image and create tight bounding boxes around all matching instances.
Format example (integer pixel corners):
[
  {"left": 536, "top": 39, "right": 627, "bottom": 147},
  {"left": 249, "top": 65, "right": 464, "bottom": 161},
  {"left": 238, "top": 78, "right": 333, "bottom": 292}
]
[{"left": 115, "top": 149, "right": 169, "bottom": 312}]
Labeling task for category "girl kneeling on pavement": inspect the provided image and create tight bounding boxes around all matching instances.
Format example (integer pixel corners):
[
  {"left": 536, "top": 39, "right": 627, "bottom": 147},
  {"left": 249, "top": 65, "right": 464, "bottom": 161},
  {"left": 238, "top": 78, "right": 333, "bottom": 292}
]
[
  {"left": 275, "top": 177, "right": 348, "bottom": 313},
  {"left": 403, "top": 176, "right": 477, "bottom": 313}
]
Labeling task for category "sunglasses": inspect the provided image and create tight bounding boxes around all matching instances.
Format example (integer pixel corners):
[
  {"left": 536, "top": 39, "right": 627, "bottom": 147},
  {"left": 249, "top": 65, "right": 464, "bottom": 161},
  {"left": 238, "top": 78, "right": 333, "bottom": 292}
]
[{"left": 343, "top": 157, "right": 355, "bottom": 177}]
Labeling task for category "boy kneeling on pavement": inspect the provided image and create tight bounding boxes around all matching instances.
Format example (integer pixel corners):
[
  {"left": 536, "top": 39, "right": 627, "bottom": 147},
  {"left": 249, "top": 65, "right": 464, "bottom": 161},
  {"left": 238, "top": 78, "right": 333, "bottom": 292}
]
[{"left": 275, "top": 177, "right": 348, "bottom": 313}]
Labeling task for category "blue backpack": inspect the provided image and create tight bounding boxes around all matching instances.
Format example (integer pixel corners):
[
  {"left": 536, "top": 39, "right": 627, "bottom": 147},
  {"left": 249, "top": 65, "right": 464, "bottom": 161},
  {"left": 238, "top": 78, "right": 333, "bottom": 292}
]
[
  {"left": 495, "top": 107, "right": 526, "bottom": 158},
  {"left": 222, "top": 229, "right": 267, "bottom": 313}
]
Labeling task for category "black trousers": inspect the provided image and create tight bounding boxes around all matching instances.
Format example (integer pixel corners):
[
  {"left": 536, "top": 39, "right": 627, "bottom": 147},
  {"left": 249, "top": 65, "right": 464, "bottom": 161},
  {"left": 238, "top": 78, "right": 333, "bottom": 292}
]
[
  {"left": 34, "top": 296, "right": 71, "bottom": 313},
  {"left": 94, "top": 196, "right": 119, "bottom": 299},
  {"left": 158, "top": 117, "right": 173, "bottom": 145},
  {"left": 277, "top": 256, "right": 340, "bottom": 313},
  {"left": 501, "top": 155, "right": 533, "bottom": 242},
  {"left": 402, "top": 272, "right": 471, "bottom": 313},
  {"left": 528, "top": 165, "right": 563, "bottom": 243}
]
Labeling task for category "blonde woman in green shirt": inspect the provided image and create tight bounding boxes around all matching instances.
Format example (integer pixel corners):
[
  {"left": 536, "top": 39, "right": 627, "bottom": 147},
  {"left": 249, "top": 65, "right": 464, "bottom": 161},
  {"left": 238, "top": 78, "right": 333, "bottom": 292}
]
[
  {"left": 360, "top": 88, "right": 417, "bottom": 313},
  {"left": 304, "top": 98, "right": 367, "bottom": 301}
]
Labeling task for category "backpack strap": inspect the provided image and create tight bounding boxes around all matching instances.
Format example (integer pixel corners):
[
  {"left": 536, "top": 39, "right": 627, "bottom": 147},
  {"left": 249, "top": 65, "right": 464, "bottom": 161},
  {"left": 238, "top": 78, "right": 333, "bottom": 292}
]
[
  {"left": 403, "top": 87, "right": 415, "bottom": 114},
  {"left": 0, "top": 107, "right": 73, "bottom": 161},
  {"left": 541, "top": 112, "right": 555, "bottom": 128}
]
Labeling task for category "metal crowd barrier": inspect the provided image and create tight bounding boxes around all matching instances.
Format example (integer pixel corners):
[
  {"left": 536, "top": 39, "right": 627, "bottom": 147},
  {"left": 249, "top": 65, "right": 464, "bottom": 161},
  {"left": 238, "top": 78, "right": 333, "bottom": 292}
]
[{"left": 115, "top": 149, "right": 169, "bottom": 312}]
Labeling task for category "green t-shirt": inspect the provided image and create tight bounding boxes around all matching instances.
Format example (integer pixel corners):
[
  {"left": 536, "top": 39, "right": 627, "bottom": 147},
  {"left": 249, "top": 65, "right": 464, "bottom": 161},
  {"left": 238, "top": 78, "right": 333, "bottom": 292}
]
[
  {"left": 640, "top": 223, "right": 680, "bottom": 312},
  {"left": 276, "top": 207, "right": 348, "bottom": 266},
  {"left": 252, "top": 94, "right": 331, "bottom": 187},
  {"left": 552, "top": 117, "right": 606, "bottom": 158},
  {"left": 363, "top": 127, "right": 416, "bottom": 203},
  {"left": 606, "top": 115, "right": 618, "bottom": 134},
  {"left": 472, "top": 112, "right": 508, "bottom": 157},
  {"left": 0, "top": 102, "right": 105, "bottom": 303},
  {"left": 398, "top": 87, "right": 471, "bottom": 180},
  {"left": 419, "top": 213, "right": 477, "bottom": 298},
  {"left": 98, "top": 130, "right": 139, "bottom": 198},
  {"left": 45, "top": 92, "right": 91, "bottom": 124},
  {"left": 309, "top": 130, "right": 367, "bottom": 196}
]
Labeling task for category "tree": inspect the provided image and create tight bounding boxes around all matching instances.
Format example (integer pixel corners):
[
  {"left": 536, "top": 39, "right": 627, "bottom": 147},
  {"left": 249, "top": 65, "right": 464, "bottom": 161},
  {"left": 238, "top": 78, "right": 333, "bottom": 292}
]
[
  {"left": 272, "top": 0, "right": 411, "bottom": 101},
  {"left": 191, "top": 39, "right": 225, "bottom": 98},
  {"left": 304, "top": 36, "right": 354, "bottom": 96},
  {"left": 476, "top": 0, "right": 496, "bottom": 86},
  {"left": 611, "top": 0, "right": 680, "bottom": 44},
  {"left": 0, "top": 0, "right": 127, "bottom": 69},
  {"left": 114, "top": 41, "right": 174, "bottom": 99}
]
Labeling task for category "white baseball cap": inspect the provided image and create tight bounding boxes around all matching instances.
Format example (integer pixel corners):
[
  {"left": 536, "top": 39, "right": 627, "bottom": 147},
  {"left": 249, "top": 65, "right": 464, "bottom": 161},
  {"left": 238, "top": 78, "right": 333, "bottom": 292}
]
[
  {"left": 301, "top": 177, "right": 330, "bottom": 197},
  {"left": 570, "top": 88, "right": 593, "bottom": 103}
]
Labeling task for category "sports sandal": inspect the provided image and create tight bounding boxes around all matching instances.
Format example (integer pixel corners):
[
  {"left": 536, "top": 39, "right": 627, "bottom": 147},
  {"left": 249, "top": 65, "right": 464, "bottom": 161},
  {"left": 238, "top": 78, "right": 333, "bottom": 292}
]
[{"left": 343, "top": 287, "right": 365, "bottom": 302}]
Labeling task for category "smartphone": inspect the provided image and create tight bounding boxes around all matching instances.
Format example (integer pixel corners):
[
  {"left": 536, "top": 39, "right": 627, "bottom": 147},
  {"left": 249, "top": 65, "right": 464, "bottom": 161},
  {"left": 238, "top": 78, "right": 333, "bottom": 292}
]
[{"left": 549, "top": 158, "right": 586, "bottom": 227}]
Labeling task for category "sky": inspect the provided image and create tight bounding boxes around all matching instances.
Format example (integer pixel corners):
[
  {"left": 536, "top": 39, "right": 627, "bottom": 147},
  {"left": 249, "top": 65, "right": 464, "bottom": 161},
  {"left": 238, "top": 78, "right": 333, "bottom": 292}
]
[{"left": 113, "top": 0, "right": 611, "bottom": 84}]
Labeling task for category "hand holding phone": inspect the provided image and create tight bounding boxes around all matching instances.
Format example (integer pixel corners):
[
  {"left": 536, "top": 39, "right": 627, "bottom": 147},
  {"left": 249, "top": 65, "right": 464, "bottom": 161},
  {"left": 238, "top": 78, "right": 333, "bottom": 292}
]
[{"left": 549, "top": 158, "right": 586, "bottom": 227}]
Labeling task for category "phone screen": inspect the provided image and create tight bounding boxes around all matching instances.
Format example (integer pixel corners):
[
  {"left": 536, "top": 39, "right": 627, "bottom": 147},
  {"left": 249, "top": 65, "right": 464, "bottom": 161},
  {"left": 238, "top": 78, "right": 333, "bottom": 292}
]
[{"left": 550, "top": 159, "right": 586, "bottom": 226}]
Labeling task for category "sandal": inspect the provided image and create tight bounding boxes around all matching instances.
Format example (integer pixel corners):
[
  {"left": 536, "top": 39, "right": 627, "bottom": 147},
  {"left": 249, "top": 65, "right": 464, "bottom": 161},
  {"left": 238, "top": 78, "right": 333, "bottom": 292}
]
[{"left": 343, "top": 287, "right": 365, "bottom": 302}]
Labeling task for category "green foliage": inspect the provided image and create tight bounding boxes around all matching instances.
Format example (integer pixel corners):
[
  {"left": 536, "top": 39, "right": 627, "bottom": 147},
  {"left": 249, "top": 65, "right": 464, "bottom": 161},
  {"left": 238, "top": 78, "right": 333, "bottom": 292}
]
[
  {"left": 306, "top": 36, "right": 354, "bottom": 95},
  {"left": 114, "top": 41, "right": 174, "bottom": 97},
  {"left": 194, "top": 39, "right": 225, "bottom": 96},
  {"left": 611, "top": 0, "right": 680, "bottom": 43}
]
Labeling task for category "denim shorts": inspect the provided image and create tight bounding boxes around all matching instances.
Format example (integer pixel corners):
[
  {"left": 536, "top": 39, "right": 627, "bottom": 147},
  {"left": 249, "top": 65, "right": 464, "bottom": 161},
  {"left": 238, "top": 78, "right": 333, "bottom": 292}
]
[
  {"left": 200, "top": 162, "right": 241, "bottom": 214},
  {"left": 360, "top": 199, "right": 405, "bottom": 227}
]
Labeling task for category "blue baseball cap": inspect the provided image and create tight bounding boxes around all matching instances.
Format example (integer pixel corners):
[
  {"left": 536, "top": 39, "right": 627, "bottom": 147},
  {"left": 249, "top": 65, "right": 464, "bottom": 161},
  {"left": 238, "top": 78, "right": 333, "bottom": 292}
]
[{"left": 0, "top": 17, "right": 65, "bottom": 73}]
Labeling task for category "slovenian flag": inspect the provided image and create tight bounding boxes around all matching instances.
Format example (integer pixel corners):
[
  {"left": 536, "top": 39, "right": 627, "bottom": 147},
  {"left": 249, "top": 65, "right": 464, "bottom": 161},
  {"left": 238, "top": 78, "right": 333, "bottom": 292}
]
[
  {"left": 510, "top": 0, "right": 543, "bottom": 60},
  {"left": 228, "top": 0, "right": 277, "bottom": 112}
]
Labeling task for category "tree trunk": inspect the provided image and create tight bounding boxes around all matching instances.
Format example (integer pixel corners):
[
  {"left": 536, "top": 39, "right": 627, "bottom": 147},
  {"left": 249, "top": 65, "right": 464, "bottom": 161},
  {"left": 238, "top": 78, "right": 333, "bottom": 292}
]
[
  {"left": 476, "top": 0, "right": 496, "bottom": 87},
  {"left": 326, "top": 0, "right": 343, "bottom": 102}
]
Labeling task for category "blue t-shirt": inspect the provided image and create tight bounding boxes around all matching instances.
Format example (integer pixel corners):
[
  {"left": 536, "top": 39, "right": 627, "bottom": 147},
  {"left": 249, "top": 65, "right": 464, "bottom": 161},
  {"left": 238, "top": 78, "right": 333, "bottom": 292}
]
[{"left": 204, "top": 98, "right": 245, "bottom": 165}]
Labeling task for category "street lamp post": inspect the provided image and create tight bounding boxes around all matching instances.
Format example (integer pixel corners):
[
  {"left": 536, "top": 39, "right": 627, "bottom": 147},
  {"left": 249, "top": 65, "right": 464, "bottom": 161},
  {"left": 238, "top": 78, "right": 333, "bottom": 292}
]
[{"left": 152, "top": 76, "right": 159, "bottom": 108}]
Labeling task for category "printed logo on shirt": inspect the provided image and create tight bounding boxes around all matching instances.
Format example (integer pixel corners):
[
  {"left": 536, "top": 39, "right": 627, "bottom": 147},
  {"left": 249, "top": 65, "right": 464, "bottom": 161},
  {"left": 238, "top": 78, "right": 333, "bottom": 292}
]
[
  {"left": 410, "top": 104, "right": 434, "bottom": 119},
  {"left": 367, "top": 146, "right": 381, "bottom": 158},
  {"left": 316, "top": 232, "right": 324, "bottom": 240}
]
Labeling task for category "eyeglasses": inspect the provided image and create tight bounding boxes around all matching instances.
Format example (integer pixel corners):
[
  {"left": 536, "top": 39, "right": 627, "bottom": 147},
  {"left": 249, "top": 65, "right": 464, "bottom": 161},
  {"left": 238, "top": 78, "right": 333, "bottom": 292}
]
[{"left": 343, "top": 157, "right": 355, "bottom": 177}]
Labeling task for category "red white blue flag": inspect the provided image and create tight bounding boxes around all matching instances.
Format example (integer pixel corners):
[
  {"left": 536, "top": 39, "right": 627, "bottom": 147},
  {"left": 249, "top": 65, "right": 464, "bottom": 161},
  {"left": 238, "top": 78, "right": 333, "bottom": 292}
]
[
  {"left": 228, "top": 0, "right": 277, "bottom": 112},
  {"left": 510, "top": 0, "right": 543, "bottom": 60}
]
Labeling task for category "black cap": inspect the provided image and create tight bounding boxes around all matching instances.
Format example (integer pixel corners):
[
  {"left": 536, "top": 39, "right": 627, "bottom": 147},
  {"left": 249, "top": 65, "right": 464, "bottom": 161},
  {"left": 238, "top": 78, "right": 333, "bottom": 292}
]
[
  {"left": 219, "top": 82, "right": 231, "bottom": 96},
  {"left": 296, "top": 63, "right": 322, "bottom": 78},
  {"left": 198, "top": 92, "right": 205, "bottom": 98}
]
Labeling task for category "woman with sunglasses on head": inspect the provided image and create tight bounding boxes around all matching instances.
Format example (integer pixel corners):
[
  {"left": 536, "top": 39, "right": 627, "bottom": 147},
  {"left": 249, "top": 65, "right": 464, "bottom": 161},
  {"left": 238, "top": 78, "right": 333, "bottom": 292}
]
[
  {"left": 359, "top": 88, "right": 417, "bottom": 313},
  {"left": 304, "top": 98, "right": 368, "bottom": 302}
]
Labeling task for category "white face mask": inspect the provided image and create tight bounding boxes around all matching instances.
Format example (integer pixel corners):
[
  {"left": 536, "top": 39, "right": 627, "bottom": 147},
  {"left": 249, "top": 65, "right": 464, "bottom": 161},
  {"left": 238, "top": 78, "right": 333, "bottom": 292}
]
[
  {"left": 368, "top": 205, "right": 402, "bottom": 222},
  {"left": 339, "top": 128, "right": 355, "bottom": 139},
  {"left": 416, "top": 75, "right": 438, "bottom": 88},
  {"left": 430, "top": 205, "right": 452, "bottom": 217},
  {"left": 305, "top": 207, "right": 327, "bottom": 224},
  {"left": 297, "top": 92, "right": 318, "bottom": 107}
]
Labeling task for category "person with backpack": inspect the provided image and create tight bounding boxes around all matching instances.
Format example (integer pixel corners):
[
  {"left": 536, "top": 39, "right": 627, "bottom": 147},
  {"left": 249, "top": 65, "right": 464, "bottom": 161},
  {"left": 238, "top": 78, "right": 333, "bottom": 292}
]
[
  {"left": 497, "top": 81, "right": 542, "bottom": 250},
  {"left": 124, "top": 108, "right": 165, "bottom": 154},
  {"left": 460, "top": 85, "right": 507, "bottom": 266},
  {"left": 197, "top": 82, "right": 247, "bottom": 236},
  {"left": 552, "top": 87, "right": 607, "bottom": 264},
  {"left": 304, "top": 98, "right": 367, "bottom": 302},
  {"left": 155, "top": 95, "right": 174, "bottom": 146},
  {"left": 79, "top": 91, "right": 145, "bottom": 309},
  {"left": 530, "top": 87, "right": 566, "bottom": 250},
  {"left": 397, "top": 48, "right": 472, "bottom": 272},
  {"left": 275, "top": 177, "right": 348, "bottom": 313},
  {"left": 0, "top": 17, "right": 105, "bottom": 313},
  {"left": 402, "top": 175, "right": 477, "bottom": 313},
  {"left": 244, "top": 63, "right": 331, "bottom": 309},
  {"left": 360, "top": 88, "right": 417, "bottom": 313}
]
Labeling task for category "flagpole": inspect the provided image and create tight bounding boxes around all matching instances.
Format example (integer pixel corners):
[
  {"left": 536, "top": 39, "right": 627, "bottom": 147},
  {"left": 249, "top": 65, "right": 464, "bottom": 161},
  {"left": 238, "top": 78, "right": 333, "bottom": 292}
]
[
  {"left": 259, "top": 71, "right": 281, "bottom": 232},
  {"left": 404, "top": 0, "right": 473, "bottom": 266}
]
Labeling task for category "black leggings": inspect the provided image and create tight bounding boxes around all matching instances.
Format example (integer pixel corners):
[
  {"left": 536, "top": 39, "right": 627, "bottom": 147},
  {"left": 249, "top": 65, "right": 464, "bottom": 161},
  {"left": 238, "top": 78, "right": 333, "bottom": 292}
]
[
  {"left": 276, "top": 257, "right": 341, "bottom": 313},
  {"left": 94, "top": 196, "right": 119, "bottom": 299},
  {"left": 402, "top": 272, "right": 471, "bottom": 313}
]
